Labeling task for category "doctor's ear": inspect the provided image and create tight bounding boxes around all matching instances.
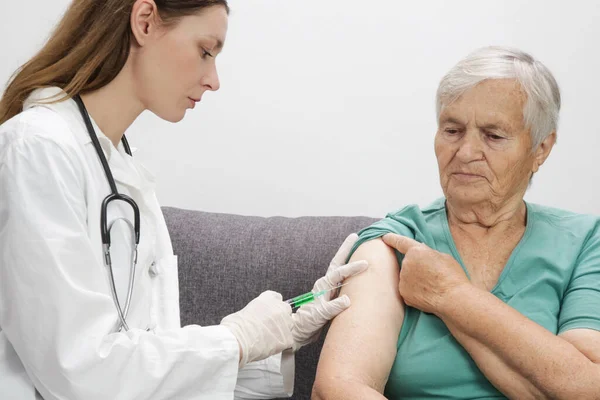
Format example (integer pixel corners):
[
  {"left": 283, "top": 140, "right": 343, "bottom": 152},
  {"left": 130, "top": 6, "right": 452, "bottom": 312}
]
[{"left": 130, "top": 0, "right": 161, "bottom": 47}]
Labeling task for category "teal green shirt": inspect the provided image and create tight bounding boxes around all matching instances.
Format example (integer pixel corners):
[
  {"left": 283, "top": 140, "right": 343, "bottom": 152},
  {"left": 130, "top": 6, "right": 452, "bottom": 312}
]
[{"left": 349, "top": 198, "right": 600, "bottom": 400}]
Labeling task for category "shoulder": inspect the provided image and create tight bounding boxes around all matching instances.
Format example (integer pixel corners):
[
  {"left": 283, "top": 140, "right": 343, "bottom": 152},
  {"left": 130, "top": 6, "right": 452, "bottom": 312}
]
[
  {"left": 1, "top": 106, "right": 76, "bottom": 145},
  {"left": 527, "top": 203, "right": 600, "bottom": 266},
  {"left": 0, "top": 107, "right": 85, "bottom": 187},
  {"left": 528, "top": 202, "right": 600, "bottom": 240},
  {"left": 0, "top": 106, "right": 82, "bottom": 162},
  {"left": 350, "top": 199, "right": 444, "bottom": 260},
  {"left": 386, "top": 197, "right": 445, "bottom": 220},
  {"left": 373, "top": 197, "right": 445, "bottom": 235}
]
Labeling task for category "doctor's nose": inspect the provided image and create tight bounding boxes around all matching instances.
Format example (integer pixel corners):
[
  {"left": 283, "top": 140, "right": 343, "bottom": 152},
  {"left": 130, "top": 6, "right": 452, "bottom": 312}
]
[{"left": 202, "top": 64, "right": 221, "bottom": 92}]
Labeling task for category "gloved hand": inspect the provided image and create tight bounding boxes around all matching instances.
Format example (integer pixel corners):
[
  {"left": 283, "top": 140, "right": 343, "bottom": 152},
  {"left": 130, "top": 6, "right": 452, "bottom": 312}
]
[
  {"left": 220, "top": 291, "right": 294, "bottom": 368},
  {"left": 291, "top": 233, "right": 368, "bottom": 352}
]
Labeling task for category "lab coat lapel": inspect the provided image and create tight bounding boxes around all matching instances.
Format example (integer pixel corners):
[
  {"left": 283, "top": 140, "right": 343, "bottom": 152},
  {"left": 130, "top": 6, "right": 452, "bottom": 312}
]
[
  {"left": 23, "top": 87, "right": 153, "bottom": 192},
  {"left": 97, "top": 135, "right": 143, "bottom": 191}
]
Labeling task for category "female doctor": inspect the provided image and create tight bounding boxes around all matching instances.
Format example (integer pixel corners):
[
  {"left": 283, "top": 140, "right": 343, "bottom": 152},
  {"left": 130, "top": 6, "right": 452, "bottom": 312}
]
[{"left": 0, "top": 0, "right": 368, "bottom": 399}]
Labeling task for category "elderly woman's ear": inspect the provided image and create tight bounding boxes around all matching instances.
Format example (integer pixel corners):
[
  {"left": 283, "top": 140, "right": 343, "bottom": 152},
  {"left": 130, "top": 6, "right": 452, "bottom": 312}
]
[{"left": 532, "top": 132, "right": 557, "bottom": 173}]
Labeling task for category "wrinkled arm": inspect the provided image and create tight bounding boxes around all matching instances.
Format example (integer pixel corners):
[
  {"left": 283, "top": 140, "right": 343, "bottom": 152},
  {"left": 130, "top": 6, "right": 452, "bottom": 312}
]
[
  {"left": 434, "top": 223, "right": 600, "bottom": 399},
  {"left": 312, "top": 239, "right": 404, "bottom": 399},
  {"left": 438, "top": 286, "right": 600, "bottom": 399}
]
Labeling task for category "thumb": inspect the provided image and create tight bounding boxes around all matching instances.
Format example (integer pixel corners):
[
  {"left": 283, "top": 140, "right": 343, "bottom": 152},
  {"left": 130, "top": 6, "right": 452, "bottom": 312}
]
[
  {"left": 382, "top": 233, "right": 420, "bottom": 254},
  {"left": 320, "top": 295, "right": 351, "bottom": 320},
  {"left": 330, "top": 233, "right": 360, "bottom": 268},
  {"left": 259, "top": 290, "right": 283, "bottom": 301},
  {"left": 326, "top": 260, "right": 369, "bottom": 286}
]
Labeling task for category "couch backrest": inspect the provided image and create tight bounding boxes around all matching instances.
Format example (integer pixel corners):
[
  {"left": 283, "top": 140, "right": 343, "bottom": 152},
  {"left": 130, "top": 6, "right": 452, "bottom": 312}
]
[{"left": 162, "top": 206, "right": 377, "bottom": 400}]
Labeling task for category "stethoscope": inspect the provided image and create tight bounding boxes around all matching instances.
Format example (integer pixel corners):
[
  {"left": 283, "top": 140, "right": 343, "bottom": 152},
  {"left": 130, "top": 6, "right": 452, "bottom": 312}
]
[{"left": 73, "top": 95, "right": 140, "bottom": 333}]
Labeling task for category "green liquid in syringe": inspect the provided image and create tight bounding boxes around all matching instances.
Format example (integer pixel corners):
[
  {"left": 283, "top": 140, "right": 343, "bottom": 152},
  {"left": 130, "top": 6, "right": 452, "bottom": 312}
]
[{"left": 287, "top": 289, "right": 331, "bottom": 308}]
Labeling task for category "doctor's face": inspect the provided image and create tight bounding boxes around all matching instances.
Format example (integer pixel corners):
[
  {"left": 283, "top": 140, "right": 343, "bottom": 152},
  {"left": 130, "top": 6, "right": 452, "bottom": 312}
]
[{"left": 131, "top": 4, "right": 228, "bottom": 122}]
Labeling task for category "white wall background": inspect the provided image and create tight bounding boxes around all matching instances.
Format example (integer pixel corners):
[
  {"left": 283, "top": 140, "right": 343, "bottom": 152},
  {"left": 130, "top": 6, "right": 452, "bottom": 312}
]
[{"left": 1, "top": 0, "right": 599, "bottom": 217}]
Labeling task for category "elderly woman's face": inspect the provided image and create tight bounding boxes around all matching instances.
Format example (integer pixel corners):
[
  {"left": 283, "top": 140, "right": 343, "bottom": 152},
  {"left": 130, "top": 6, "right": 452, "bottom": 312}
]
[{"left": 435, "top": 79, "right": 542, "bottom": 207}]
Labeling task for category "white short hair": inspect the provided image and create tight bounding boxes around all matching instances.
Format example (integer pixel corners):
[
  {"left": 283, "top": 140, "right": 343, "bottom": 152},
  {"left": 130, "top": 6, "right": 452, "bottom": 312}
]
[{"left": 436, "top": 46, "right": 561, "bottom": 149}]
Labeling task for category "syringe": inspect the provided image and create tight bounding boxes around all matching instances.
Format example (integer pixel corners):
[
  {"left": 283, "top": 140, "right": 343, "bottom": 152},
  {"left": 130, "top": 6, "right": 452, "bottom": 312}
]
[{"left": 284, "top": 282, "right": 349, "bottom": 309}]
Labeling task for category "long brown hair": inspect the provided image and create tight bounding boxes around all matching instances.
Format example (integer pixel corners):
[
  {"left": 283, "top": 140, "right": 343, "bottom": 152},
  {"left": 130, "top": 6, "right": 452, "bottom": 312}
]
[{"left": 0, "top": 0, "right": 229, "bottom": 125}]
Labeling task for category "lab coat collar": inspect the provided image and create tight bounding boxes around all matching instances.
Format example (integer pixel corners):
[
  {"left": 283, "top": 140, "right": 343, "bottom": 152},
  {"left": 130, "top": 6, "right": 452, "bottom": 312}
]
[
  {"left": 24, "top": 87, "right": 156, "bottom": 191},
  {"left": 24, "top": 87, "right": 93, "bottom": 147}
]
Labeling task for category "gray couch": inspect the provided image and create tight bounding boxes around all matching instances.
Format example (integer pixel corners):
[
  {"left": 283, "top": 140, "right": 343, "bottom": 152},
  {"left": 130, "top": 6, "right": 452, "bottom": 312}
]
[{"left": 162, "top": 206, "right": 377, "bottom": 400}]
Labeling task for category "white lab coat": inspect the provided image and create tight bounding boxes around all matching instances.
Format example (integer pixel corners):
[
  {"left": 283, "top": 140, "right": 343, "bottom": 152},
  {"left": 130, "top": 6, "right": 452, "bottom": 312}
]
[{"left": 0, "top": 87, "right": 294, "bottom": 400}]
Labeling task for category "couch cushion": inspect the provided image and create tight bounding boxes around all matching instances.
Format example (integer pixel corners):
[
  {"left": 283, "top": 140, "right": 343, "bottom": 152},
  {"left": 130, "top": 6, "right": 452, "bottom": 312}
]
[{"left": 162, "top": 206, "right": 377, "bottom": 400}]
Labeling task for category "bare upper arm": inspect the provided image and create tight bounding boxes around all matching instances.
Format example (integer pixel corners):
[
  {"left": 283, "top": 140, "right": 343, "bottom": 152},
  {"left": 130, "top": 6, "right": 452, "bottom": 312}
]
[
  {"left": 559, "top": 329, "right": 600, "bottom": 364},
  {"left": 313, "top": 238, "right": 404, "bottom": 396}
]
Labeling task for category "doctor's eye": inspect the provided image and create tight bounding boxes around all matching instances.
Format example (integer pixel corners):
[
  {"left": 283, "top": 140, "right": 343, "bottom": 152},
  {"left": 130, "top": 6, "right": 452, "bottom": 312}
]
[{"left": 201, "top": 49, "right": 214, "bottom": 60}]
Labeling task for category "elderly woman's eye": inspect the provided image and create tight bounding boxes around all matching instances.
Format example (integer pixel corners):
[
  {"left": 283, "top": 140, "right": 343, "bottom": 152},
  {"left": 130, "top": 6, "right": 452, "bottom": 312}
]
[
  {"left": 445, "top": 128, "right": 459, "bottom": 135},
  {"left": 487, "top": 133, "right": 505, "bottom": 140}
]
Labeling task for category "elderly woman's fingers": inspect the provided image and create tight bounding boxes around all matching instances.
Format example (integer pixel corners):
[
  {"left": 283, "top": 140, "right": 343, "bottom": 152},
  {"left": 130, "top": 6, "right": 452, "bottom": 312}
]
[{"left": 382, "top": 233, "right": 421, "bottom": 254}]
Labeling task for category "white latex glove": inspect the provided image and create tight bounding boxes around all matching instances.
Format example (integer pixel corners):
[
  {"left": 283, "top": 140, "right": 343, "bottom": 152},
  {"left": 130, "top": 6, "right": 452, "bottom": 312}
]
[
  {"left": 291, "top": 233, "right": 368, "bottom": 352},
  {"left": 220, "top": 290, "right": 294, "bottom": 368}
]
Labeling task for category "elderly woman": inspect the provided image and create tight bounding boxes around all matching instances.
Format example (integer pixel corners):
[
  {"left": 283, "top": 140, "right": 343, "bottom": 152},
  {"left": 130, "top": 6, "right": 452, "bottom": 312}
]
[{"left": 312, "top": 46, "right": 600, "bottom": 399}]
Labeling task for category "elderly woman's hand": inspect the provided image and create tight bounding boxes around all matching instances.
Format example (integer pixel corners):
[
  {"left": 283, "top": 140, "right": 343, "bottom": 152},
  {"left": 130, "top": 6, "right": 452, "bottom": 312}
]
[{"left": 382, "top": 233, "right": 470, "bottom": 315}]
